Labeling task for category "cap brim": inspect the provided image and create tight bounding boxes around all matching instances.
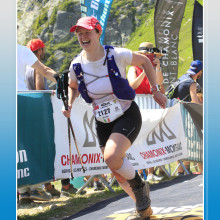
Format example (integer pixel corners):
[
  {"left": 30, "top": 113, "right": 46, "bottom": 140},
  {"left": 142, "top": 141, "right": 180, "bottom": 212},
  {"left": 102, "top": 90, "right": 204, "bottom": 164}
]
[
  {"left": 70, "top": 24, "right": 94, "bottom": 32},
  {"left": 70, "top": 25, "right": 77, "bottom": 32},
  {"left": 187, "top": 69, "right": 196, "bottom": 75}
]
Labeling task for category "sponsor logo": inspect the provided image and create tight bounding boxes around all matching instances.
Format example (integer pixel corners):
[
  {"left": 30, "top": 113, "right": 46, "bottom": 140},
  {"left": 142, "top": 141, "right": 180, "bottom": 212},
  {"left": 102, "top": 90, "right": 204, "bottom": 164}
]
[
  {"left": 17, "top": 150, "right": 30, "bottom": 179},
  {"left": 126, "top": 153, "right": 135, "bottom": 161},
  {"left": 61, "top": 153, "right": 102, "bottom": 166},
  {"left": 83, "top": 111, "right": 97, "bottom": 147},
  {"left": 101, "top": 102, "right": 111, "bottom": 108},
  {"left": 147, "top": 117, "right": 176, "bottom": 145}
]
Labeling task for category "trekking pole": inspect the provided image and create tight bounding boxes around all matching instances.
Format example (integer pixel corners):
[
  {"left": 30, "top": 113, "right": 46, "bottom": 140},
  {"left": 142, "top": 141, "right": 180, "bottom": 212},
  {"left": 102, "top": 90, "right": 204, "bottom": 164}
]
[
  {"left": 54, "top": 73, "right": 74, "bottom": 178},
  {"left": 59, "top": 72, "right": 86, "bottom": 173},
  {"left": 67, "top": 118, "right": 85, "bottom": 173},
  {"left": 67, "top": 118, "right": 74, "bottom": 179}
]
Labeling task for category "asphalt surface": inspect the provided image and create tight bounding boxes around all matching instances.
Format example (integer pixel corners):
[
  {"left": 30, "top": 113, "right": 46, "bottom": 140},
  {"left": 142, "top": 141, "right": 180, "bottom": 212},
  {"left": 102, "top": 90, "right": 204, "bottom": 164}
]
[{"left": 64, "top": 174, "right": 203, "bottom": 220}]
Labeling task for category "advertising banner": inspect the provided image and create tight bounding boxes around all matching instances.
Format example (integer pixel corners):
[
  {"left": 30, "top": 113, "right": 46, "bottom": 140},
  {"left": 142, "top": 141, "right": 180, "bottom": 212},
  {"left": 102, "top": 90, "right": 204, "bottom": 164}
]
[
  {"left": 154, "top": 0, "right": 187, "bottom": 88},
  {"left": 192, "top": 0, "right": 203, "bottom": 88},
  {"left": 52, "top": 96, "right": 187, "bottom": 179},
  {"left": 80, "top": 0, "right": 113, "bottom": 45},
  {"left": 17, "top": 93, "right": 55, "bottom": 188}
]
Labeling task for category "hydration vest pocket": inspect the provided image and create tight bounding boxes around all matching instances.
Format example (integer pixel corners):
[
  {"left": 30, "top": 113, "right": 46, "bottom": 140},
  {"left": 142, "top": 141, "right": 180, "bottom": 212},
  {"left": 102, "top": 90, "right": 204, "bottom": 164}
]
[
  {"left": 108, "top": 70, "right": 136, "bottom": 100},
  {"left": 78, "top": 80, "right": 93, "bottom": 103}
]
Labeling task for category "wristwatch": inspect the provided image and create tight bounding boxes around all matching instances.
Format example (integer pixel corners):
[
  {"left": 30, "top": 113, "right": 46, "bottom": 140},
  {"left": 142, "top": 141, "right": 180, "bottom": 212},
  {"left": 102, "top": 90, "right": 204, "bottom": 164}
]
[{"left": 151, "top": 84, "right": 161, "bottom": 93}]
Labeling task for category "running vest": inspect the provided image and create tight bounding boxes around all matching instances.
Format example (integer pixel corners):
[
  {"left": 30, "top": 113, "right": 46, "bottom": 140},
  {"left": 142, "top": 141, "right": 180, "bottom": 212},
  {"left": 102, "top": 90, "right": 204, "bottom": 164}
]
[
  {"left": 72, "top": 45, "right": 136, "bottom": 103},
  {"left": 134, "top": 66, "right": 152, "bottom": 94}
]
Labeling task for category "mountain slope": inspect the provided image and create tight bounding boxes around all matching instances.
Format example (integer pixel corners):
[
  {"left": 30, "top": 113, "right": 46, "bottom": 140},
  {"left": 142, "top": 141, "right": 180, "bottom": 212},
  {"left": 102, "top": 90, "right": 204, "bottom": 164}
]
[{"left": 17, "top": 0, "right": 203, "bottom": 79}]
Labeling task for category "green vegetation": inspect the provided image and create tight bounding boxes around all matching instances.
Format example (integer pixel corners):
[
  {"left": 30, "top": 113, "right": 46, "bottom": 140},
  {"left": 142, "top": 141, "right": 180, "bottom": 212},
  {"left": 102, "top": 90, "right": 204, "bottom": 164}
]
[
  {"left": 110, "top": 0, "right": 149, "bottom": 18},
  {"left": 45, "top": 54, "right": 57, "bottom": 67},
  {"left": 17, "top": 183, "right": 125, "bottom": 220},
  {"left": 32, "top": 8, "right": 48, "bottom": 36},
  {"left": 49, "top": 6, "right": 58, "bottom": 26},
  {"left": 59, "top": 0, "right": 77, "bottom": 12},
  {"left": 125, "top": 0, "right": 203, "bottom": 78},
  {"left": 17, "top": 11, "right": 23, "bottom": 20},
  {"left": 45, "top": 37, "right": 81, "bottom": 73},
  {"left": 27, "top": 0, "right": 203, "bottom": 77}
]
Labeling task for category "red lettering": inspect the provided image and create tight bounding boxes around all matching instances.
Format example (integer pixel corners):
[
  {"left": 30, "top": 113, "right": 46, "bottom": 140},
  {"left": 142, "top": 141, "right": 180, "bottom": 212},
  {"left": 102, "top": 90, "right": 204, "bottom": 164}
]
[
  {"left": 82, "top": 154, "right": 88, "bottom": 164},
  {"left": 61, "top": 155, "right": 66, "bottom": 166},
  {"left": 153, "top": 150, "right": 158, "bottom": 157},
  {"left": 88, "top": 154, "right": 95, "bottom": 163},
  {"left": 73, "top": 154, "right": 80, "bottom": 165},
  {"left": 96, "top": 153, "right": 101, "bottom": 163}
]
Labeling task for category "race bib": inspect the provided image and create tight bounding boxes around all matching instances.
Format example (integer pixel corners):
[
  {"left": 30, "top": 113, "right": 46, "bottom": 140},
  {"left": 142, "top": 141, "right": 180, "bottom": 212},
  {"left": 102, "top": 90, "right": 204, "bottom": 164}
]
[{"left": 94, "top": 99, "right": 124, "bottom": 123}]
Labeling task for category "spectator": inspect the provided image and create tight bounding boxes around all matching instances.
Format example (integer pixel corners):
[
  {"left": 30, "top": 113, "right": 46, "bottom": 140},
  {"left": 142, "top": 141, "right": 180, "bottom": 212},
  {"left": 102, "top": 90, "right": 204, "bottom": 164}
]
[
  {"left": 25, "top": 39, "right": 49, "bottom": 90},
  {"left": 23, "top": 39, "right": 61, "bottom": 199},
  {"left": 62, "top": 16, "right": 166, "bottom": 219},
  {"left": 174, "top": 60, "right": 203, "bottom": 176},
  {"left": 174, "top": 60, "right": 203, "bottom": 104},
  {"left": 128, "top": 42, "right": 165, "bottom": 94},
  {"left": 17, "top": 43, "right": 57, "bottom": 204},
  {"left": 127, "top": 42, "right": 165, "bottom": 183},
  {"left": 17, "top": 44, "right": 56, "bottom": 91}
]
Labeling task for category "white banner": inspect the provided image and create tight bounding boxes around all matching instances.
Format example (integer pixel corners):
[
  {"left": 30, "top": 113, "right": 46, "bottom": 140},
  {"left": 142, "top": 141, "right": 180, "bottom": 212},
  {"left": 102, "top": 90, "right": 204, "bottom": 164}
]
[{"left": 51, "top": 96, "right": 187, "bottom": 179}]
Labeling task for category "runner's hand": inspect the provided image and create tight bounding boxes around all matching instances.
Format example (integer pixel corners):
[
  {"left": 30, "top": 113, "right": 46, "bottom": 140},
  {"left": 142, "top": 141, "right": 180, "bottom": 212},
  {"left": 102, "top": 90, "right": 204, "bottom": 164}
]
[
  {"left": 152, "top": 91, "right": 167, "bottom": 109},
  {"left": 62, "top": 104, "right": 72, "bottom": 118}
]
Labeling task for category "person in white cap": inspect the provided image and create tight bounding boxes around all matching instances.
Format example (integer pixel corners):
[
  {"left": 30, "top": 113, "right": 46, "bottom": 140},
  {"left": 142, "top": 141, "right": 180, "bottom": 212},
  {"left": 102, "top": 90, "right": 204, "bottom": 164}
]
[{"left": 62, "top": 16, "right": 167, "bottom": 220}]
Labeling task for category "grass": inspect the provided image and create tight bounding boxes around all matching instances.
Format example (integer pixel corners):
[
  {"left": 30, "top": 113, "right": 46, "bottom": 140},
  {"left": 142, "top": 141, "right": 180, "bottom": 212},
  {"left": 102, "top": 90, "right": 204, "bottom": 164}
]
[
  {"left": 125, "top": 0, "right": 204, "bottom": 79},
  {"left": 17, "top": 183, "right": 124, "bottom": 220},
  {"left": 17, "top": 161, "right": 201, "bottom": 220}
]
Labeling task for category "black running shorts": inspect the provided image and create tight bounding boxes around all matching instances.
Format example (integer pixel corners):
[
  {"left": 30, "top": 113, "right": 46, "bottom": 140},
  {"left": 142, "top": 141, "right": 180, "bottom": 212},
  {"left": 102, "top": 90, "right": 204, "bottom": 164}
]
[{"left": 95, "top": 101, "right": 142, "bottom": 147}]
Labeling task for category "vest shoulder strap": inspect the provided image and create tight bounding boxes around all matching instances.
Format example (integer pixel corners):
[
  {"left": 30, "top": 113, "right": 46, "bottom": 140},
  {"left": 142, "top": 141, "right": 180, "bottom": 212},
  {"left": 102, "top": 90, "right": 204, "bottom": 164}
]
[{"left": 72, "top": 63, "right": 83, "bottom": 80}]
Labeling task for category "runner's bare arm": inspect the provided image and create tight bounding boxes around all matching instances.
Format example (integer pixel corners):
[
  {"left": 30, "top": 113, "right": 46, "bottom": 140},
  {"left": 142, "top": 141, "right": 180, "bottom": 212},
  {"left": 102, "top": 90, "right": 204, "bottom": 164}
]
[
  {"left": 68, "top": 79, "right": 79, "bottom": 106},
  {"left": 131, "top": 52, "right": 167, "bottom": 108},
  {"left": 127, "top": 66, "right": 146, "bottom": 89},
  {"left": 131, "top": 52, "right": 157, "bottom": 87}
]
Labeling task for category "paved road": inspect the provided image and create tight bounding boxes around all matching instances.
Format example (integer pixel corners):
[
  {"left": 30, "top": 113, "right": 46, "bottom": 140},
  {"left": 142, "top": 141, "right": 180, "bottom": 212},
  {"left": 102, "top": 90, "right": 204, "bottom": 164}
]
[{"left": 64, "top": 174, "right": 203, "bottom": 220}]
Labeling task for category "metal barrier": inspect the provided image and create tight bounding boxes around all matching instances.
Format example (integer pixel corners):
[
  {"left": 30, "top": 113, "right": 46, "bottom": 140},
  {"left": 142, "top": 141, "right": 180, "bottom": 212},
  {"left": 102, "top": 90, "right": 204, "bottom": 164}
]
[
  {"left": 134, "top": 94, "right": 177, "bottom": 109},
  {"left": 134, "top": 95, "right": 203, "bottom": 175},
  {"left": 180, "top": 104, "right": 203, "bottom": 163}
]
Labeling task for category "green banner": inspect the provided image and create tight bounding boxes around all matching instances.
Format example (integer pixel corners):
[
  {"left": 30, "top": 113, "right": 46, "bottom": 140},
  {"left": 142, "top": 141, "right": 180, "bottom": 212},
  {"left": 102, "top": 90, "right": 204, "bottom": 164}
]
[{"left": 17, "top": 93, "right": 55, "bottom": 188}]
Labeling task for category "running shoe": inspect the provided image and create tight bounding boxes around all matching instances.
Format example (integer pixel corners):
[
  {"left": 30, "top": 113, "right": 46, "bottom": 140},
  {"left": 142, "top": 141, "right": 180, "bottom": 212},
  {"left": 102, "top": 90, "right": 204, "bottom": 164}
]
[
  {"left": 146, "top": 174, "right": 164, "bottom": 182},
  {"left": 30, "top": 190, "right": 52, "bottom": 201},
  {"left": 94, "top": 181, "right": 105, "bottom": 191}
]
